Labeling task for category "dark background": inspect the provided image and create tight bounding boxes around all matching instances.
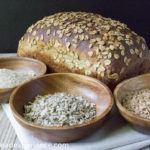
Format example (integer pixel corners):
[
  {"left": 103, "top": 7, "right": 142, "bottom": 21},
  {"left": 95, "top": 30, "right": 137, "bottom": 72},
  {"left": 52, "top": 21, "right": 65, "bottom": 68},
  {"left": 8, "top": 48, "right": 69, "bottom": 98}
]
[{"left": 0, "top": 0, "right": 150, "bottom": 53}]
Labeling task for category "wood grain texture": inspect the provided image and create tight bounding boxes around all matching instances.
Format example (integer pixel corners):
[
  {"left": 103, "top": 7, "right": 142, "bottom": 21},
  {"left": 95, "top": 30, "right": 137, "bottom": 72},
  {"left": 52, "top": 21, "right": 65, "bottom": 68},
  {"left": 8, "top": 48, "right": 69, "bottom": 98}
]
[
  {"left": 0, "top": 54, "right": 22, "bottom": 150},
  {"left": 9, "top": 73, "right": 113, "bottom": 142},
  {"left": 0, "top": 54, "right": 150, "bottom": 149},
  {"left": 0, "top": 56, "right": 46, "bottom": 103},
  {"left": 114, "top": 73, "right": 150, "bottom": 134}
]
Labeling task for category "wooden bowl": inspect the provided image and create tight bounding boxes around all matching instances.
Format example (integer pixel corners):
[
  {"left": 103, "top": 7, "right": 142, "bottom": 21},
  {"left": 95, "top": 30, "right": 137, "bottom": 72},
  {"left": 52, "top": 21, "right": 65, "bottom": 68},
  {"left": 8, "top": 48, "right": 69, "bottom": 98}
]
[
  {"left": 10, "top": 73, "right": 113, "bottom": 142},
  {"left": 0, "top": 57, "right": 47, "bottom": 103},
  {"left": 114, "top": 73, "right": 150, "bottom": 134}
]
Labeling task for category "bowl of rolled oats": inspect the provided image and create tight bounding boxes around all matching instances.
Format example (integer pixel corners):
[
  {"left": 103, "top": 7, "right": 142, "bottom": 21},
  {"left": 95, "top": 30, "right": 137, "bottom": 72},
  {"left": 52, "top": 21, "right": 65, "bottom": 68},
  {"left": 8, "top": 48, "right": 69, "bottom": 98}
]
[
  {"left": 0, "top": 57, "right": 46, "bottom": 103},
  {"left": 9, "top": 73, "right": 113, "bottom": 142},
  {"left": 114, "top": 73, "right": 150, "bottom": 134}
]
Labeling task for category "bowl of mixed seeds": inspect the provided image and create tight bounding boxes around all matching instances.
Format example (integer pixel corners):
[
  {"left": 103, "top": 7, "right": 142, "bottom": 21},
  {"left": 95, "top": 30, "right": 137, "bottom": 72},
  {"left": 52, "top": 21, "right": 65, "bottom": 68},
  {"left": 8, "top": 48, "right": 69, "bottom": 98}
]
[
  {"left": 0, "top": 57, "right": 46, "bottom": 103},
  {"left": 114, "top": 73, "right": 150, "bottom": 134},
  {"left": 9, "top": 73, "right": 113, "bottom": 142}
]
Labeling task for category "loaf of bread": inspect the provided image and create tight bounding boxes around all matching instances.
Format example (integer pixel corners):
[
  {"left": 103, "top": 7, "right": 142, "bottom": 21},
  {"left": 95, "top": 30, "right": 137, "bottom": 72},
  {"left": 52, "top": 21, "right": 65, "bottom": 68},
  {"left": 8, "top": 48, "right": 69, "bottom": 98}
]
[{"left": 17, "top": 12, "right": 150, "bottom": 88}]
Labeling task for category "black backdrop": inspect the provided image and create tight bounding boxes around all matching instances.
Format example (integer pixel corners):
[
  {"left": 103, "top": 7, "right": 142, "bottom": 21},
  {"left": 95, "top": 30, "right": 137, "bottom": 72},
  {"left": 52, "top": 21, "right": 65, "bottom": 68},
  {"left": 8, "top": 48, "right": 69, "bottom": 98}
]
[{"left": 0, "top": 0, "right": 150, "bottom": 53}]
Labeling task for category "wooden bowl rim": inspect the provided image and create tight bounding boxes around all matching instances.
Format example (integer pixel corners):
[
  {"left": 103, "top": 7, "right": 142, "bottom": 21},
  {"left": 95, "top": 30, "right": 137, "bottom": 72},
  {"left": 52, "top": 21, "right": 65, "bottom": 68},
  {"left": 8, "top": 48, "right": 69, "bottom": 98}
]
[
  {"left": 10, "top": 73, "right": 114, "bottom": 130},
  {"left": 114, "top": 73, "right": 150, "bottom": 123},
  {"left": 0, "top": 56, "right": 47, "bottom": 91}
]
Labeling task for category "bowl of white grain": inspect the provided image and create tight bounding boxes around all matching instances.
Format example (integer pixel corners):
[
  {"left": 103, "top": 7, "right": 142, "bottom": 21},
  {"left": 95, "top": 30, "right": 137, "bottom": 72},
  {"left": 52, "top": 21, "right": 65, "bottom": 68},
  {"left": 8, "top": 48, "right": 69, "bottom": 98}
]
[
  {"left": 0, "top": 57, "right": 47, "bottom": 103},
  {"left": 9, "top": 73, "right": 114, "bottom": 142},
  {"left": 114, "top": 73, "right": 150, "bottom": 135}
]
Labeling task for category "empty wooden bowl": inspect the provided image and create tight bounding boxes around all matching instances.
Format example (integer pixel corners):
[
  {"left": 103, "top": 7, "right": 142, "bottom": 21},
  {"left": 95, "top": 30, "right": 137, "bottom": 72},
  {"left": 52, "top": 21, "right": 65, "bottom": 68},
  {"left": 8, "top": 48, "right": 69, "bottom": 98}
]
[
  {"left": 10, "top": 73, "right": 113, "bottom": 142},
  {"left": 0, "top": 57, "right": 47, "bottom": 103},
  {"left": 114, "top": 73, "right": 150, "bottom": 134}
]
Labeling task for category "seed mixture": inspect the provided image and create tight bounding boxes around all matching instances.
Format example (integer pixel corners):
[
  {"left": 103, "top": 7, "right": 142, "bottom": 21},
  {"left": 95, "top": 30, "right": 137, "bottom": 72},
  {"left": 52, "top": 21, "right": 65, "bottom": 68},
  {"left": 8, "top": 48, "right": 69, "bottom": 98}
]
[
  {"left": 0, "top": 69, "right": 35, "bottom": 88},
  {"left": 122, "top": 89, "right": 150, "bottom": 119},
  {"left": 24, "top": 92, "right": 96, "bottom": 127}
]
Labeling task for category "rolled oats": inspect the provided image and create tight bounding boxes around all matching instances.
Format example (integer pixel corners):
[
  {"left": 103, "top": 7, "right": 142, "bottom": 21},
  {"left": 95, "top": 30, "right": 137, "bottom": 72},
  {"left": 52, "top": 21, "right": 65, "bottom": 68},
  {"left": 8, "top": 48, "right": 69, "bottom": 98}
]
[{"left": 24, "top": 92, "right": 96, "bottom": 127}]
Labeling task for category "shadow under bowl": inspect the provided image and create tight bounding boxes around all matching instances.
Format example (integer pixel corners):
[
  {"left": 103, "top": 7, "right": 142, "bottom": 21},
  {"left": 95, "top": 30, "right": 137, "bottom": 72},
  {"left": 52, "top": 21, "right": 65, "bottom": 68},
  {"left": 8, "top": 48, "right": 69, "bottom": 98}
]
[
  {"left": 10, "top": 73, "right": 114, "bottom": 142},
  {"left": 114, "top": 73, "right": 150, "bottom": 134}
]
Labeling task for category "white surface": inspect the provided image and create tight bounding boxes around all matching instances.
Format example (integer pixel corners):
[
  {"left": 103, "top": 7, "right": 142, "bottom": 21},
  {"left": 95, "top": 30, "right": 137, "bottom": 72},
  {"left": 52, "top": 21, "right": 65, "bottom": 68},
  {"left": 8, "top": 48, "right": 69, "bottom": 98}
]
[
  {"left": 2, "top": 104, "right": 150, "bottom": 150},
  {"left": 1, "top": 53, "right": 150, "bottom": 150},
  {"left": 0, "top": 53, "right": 17, "bottom": 57}
]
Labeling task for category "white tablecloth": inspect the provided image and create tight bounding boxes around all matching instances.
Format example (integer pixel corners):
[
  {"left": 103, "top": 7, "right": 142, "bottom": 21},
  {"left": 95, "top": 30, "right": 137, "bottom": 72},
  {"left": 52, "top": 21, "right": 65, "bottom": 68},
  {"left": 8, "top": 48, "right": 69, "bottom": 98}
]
[
  {"left": 1, "top": 53, "right": 150, "bottom": 150},
  {"left": 2, "top": 104, "right": 150, "bottom": 150}
]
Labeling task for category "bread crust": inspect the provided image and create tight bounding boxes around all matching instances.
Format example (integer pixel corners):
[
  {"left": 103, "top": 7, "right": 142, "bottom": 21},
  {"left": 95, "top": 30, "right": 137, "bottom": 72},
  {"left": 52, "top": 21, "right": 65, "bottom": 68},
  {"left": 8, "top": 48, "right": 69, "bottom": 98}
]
[{"left": 17, "top": 12, "right": 150, "bottom": 88}]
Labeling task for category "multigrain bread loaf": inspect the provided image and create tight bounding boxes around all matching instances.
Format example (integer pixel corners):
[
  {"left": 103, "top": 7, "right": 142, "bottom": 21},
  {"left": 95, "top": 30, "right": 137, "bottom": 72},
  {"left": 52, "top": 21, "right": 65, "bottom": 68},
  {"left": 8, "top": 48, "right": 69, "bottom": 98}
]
[{"left": 17, "top": 12, "right": 150, "bottom": 88}]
